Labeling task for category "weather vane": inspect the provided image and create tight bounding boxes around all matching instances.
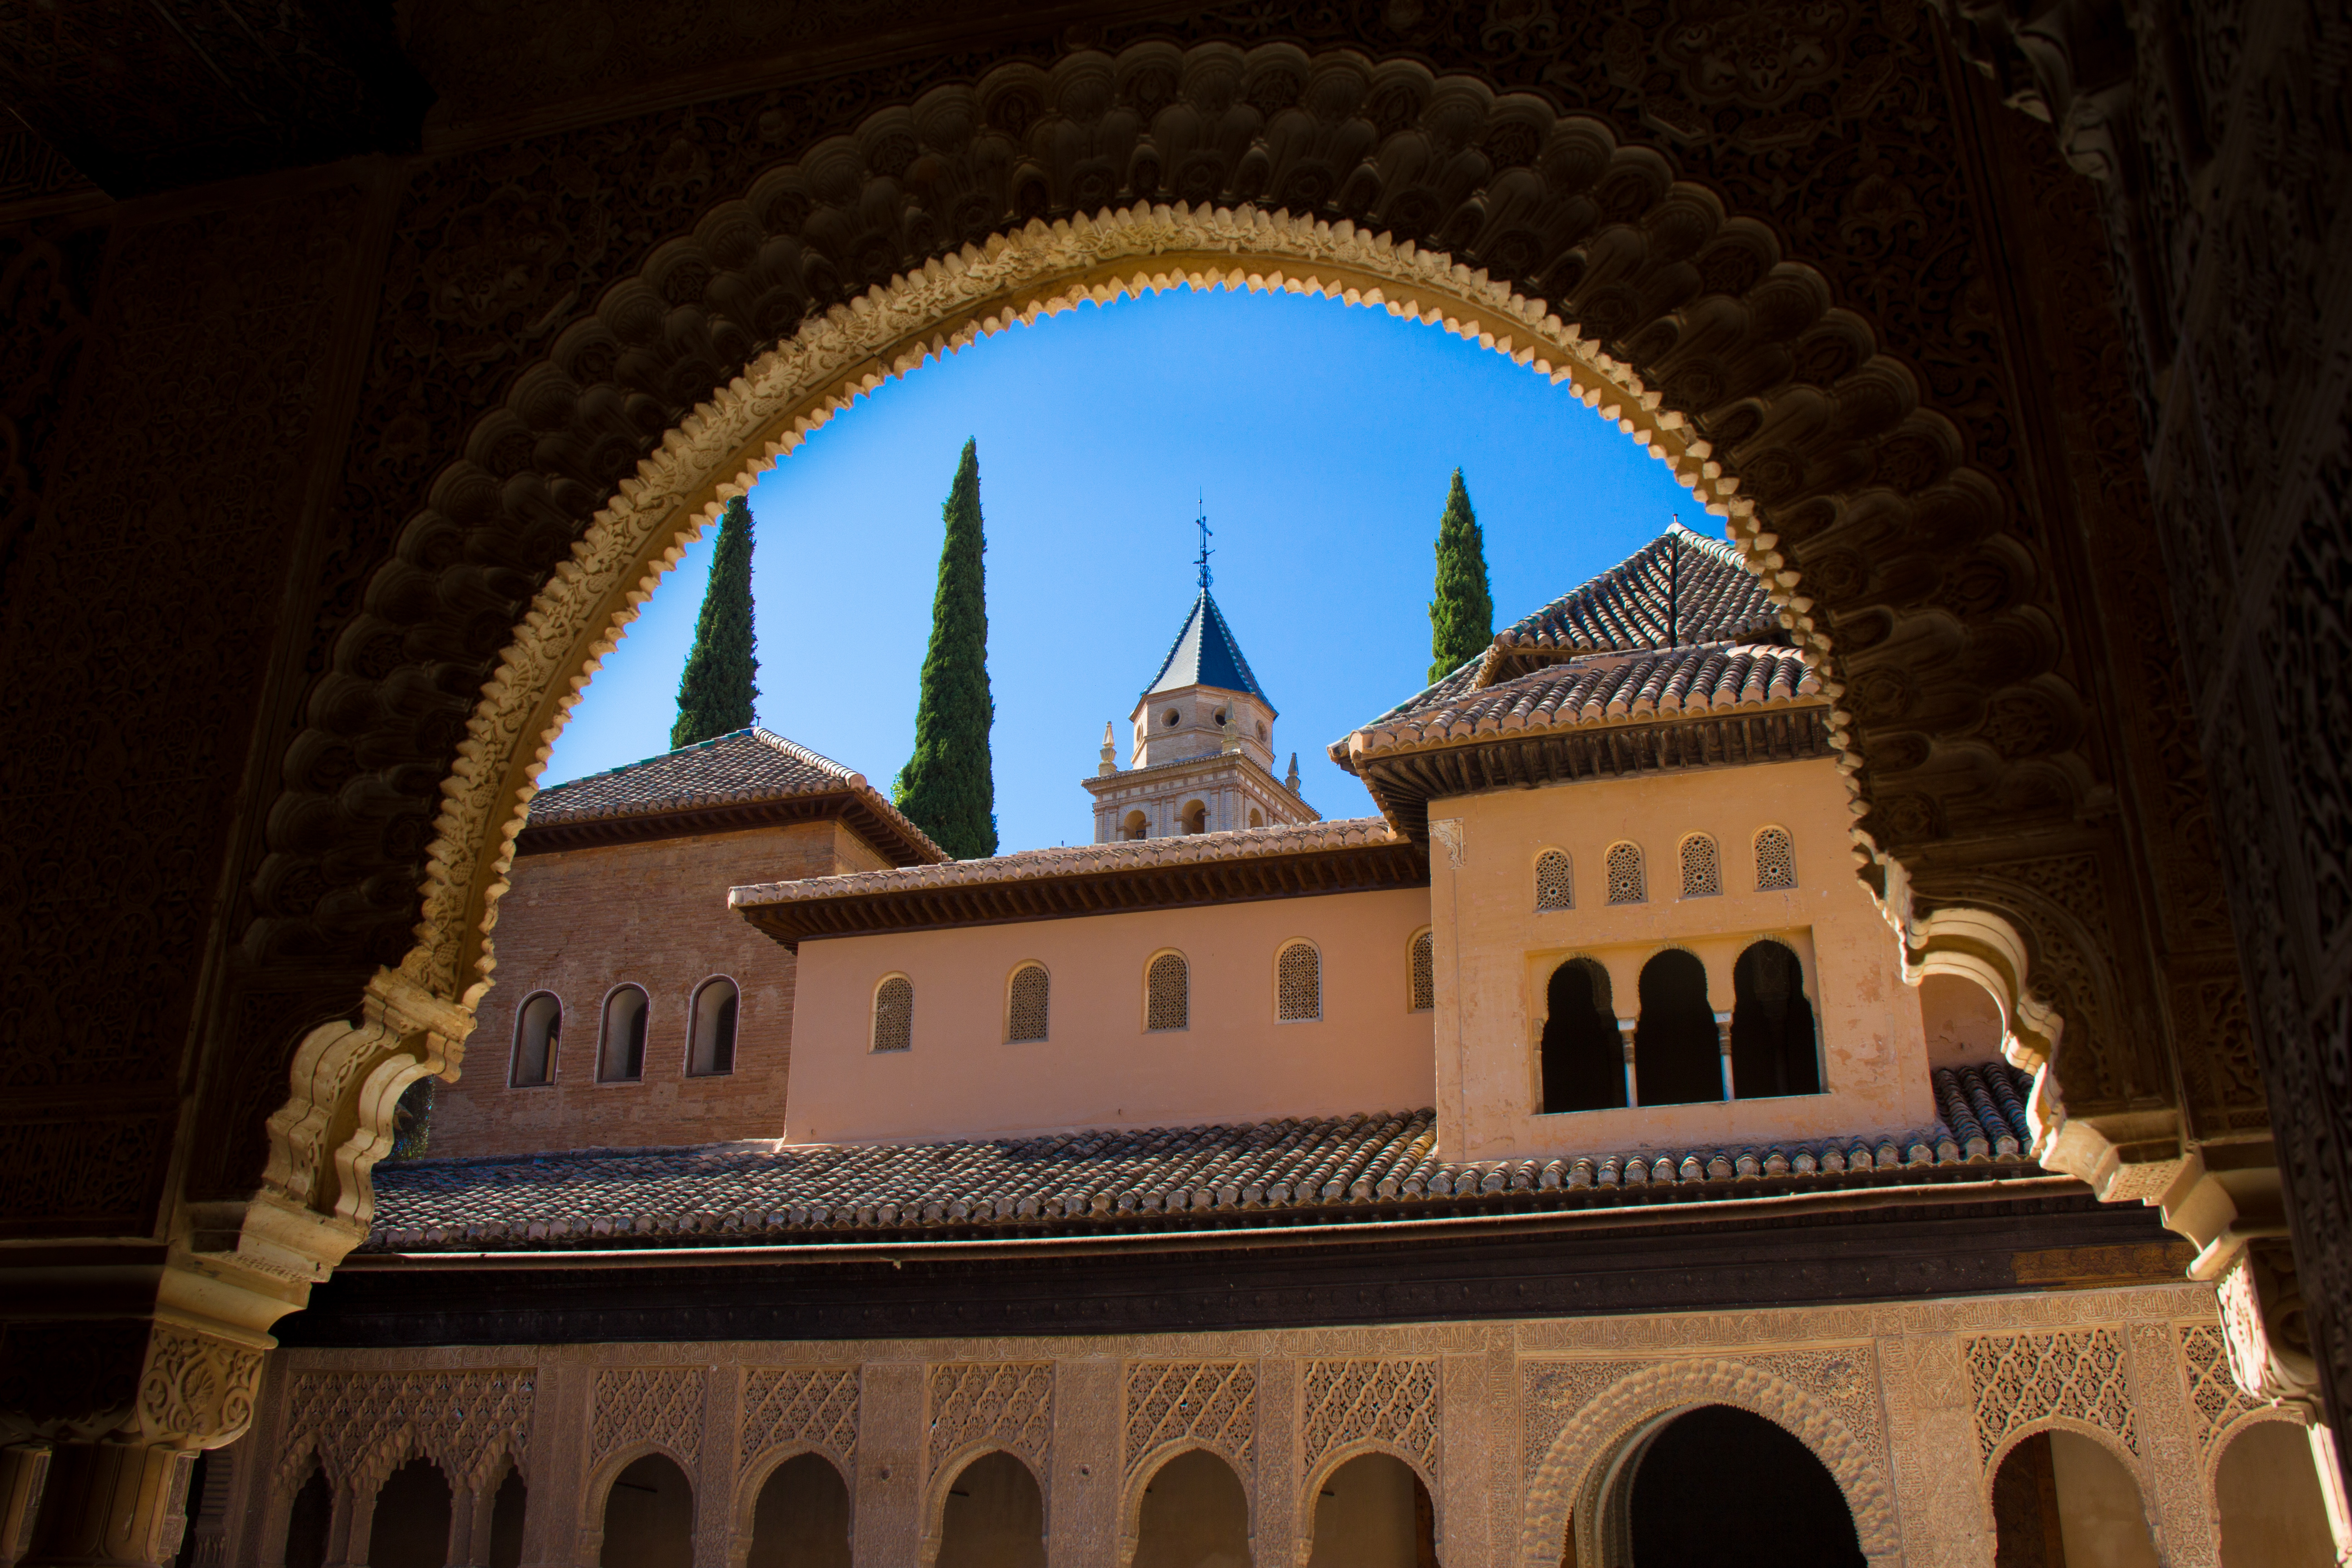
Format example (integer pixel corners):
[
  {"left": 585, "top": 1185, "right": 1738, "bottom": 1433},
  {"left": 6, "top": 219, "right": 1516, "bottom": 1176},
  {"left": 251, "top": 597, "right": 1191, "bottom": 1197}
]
[{"left": 1194, "top": 491, "right": 1214, "bottom": 591}]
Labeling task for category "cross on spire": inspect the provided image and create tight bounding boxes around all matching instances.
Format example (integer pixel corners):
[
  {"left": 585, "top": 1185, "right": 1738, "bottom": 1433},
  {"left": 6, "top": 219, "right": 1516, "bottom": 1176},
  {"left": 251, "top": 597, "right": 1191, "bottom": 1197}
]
[{"left": 1194, "top": 492, "right": 1214, "bottom": 590}]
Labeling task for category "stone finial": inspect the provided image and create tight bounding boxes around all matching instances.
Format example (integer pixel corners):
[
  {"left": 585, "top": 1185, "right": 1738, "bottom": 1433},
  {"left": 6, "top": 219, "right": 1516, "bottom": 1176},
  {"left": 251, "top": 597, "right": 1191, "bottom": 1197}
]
[
  {"left": 1285, "top": 752, "right": 1302, "bottom": 793},
  {"left": 1098, "top": 720, "right": 1117, "bottom": 776},
  {"left": 1220, "top": 710, "right": 1240, "bottom": 754}
]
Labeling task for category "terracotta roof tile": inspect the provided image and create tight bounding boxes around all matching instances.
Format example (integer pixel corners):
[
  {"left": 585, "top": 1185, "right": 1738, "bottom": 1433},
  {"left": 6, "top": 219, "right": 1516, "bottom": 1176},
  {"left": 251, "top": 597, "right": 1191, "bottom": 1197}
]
[
  {"left": 1500, "top": 521, "right": 1779, "bottom": 655},
  {"left": 524, "top": 728, "right": 945, "bottom": 861},
  {"left": 730, "top": 816, "right": 1401, "bottom": 912},
  {"left": 1350, "top": 524, "right": 1789, "bottom": 745},
  {"left": 363, "top": 1063, "right": 2041, "bottom": 1253},
  {"left": 1345, "top": 642, "right": 1821, "bottom": 761}
]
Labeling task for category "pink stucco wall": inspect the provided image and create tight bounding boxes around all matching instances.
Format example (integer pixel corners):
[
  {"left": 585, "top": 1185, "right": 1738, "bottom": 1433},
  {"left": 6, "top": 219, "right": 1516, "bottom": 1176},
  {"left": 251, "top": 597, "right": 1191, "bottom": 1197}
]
[
  {"left": 1426, "top": 755, "right": 1936, "bottom": 1162},
  {"left": 783, "top": 887, "right": 1437, "bottom": 1144}
]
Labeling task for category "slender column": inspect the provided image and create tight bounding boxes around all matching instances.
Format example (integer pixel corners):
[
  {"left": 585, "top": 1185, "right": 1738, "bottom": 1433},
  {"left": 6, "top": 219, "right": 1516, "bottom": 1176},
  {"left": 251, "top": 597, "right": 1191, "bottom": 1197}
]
[
  {"left": 0, "top": 1446, "right": 53, "bottom": 1568},
  {"left": 1617, "top": 1020, "right": 1638, "bottom": 1107},
  {"left": 20, "top": 1444, "right": 191, "bottom": 1568},
  {"left": 337, "top": 1477, "right": 377, "bottom": 1568},
  {"left": 697, "top": 1360, "right": 738, "bottom": 1568},
  {"left": 319, "top": 1482, "right": 354, "bottom": 1568},
  {"left": 2304, "top": 1426, "right": 2352, "bottom": 1566},
  {"left": 443, "top": 1487, "right": 476, "bottom": 1568},
  {"left": 1714, "top": 1010, "right": 1735, "bottom": 1100}
]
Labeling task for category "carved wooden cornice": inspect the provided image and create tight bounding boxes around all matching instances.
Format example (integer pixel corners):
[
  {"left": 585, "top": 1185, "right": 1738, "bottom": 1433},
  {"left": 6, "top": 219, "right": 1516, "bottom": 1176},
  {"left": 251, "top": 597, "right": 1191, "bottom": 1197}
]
[
  {"left": 1350, "top": 708, "right": 1837, "bottom": 841},
  {"left": 734, "top": 824, "right": 1428, "bottom": 950}
]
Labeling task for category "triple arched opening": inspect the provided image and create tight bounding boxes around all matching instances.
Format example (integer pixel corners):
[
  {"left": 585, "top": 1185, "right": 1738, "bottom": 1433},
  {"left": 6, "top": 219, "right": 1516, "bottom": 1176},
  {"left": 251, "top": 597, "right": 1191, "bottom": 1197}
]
[{"left": 1539, "top": 941, "right": 1819, "bottom": 1114}]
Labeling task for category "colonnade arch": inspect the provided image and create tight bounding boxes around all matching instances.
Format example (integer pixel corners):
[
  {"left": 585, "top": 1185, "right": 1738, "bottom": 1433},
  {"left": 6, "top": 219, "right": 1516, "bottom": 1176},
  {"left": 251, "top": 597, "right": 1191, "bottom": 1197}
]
[
  {"left": 1520, "top": 1357, "right": 1896, "bottom": 1568},
  {"left": 110, "top": 23, "right": 2249, "bottom": 1469}
]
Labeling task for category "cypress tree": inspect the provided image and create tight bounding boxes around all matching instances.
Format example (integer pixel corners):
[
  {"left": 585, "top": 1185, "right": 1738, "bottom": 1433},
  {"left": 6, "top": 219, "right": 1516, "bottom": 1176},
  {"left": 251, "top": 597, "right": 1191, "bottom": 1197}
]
[
  {"left": 1427, "top": 468, "right": 1495, "bottom": 682},
  {"left": 670, "top": 494, "right": 761, "bottom": 749},
  {"left": 894, "top": 439, "right": 998, "bottom": 859}
]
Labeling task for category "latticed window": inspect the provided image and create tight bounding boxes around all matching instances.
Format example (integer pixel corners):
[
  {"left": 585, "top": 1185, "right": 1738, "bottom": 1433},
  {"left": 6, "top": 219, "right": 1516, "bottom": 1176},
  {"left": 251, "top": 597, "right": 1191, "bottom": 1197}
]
[
  {"left": 872, "top": 976, "right": 913, "bottom": 1053},
  {"left": 1006, "top": 963, "right": 1050, "bottom": 1043},
  {"left": 1754, "top": 826, "right": 1797, "bottom": 890},
  {"left": 1277, "top": 941, "right": 1321, "bottom": 1022},
  {"left": 1604, "top": 842, "right": 1646, "bottom": 905},
  {"left": 1146, "top": 952, "right": 1189, "bottom": 1032},
  {"left": 1679, "top": 834, "right": 1722, "bottom": 897},
  {"left": 1534, "top": 849, "right": 1573, "bottom": 911},
  {"left": 1408, "top": 931, "right": 1435, "bottom": 1013}
]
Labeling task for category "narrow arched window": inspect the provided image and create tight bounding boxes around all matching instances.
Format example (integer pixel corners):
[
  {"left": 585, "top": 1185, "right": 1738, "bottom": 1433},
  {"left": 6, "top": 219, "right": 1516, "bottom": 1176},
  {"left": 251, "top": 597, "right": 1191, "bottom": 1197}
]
[
  {"left": 1754, "top": 826, "right": 1798, "bottom": 890},
  {"left": 1679, "top": 834, "right": 1722, "bottom": 898},
  {"left": 1540, "top": 958, "right": 1625, "bottom": 1113},
  {"left": 1181, "top": 799, "right": 1208, "bottom": 835},
  {"left": 511, "top": 993, "right": 560, "bottom": 1086},
  {"left": 688, "top": 977, "right": 738, "bottom": 1076},
  {"left": 872, "top": 975, "right": 914, "bottom": 1053},
  {"left": 1249, "top": 808, "right": 1264, "bottom": 828},
  {"left": 1276, "top": 941, "right": 1321, "bottom": 1022},
  {"left": 1605, "top": 842, "right": 1646, "bottom": 905},
  {"left": 1007, "top": 963, "right": 1050, "bottom": 1043},
  {"left": 598, "top": 985, "right": 648, "bottom": 1082},
  {"left": 1633, "top": 950, "right": 1722, "bottom": 1107},
  {"left": 1145, "top": 952, "right": 1189, "bottom": 1032},
  {"left": 1123, "top": 810, "right": 1148, "bottom": 841},
  {"left": 1408, "top": 930, "right": 1436, "bottom": 1013},
  {"left": 1534, "top": 849, "right": 1573, "bottom": 911},
  {"left": 1730, "top": 940, "right": 1821, "bottom": 1098}
]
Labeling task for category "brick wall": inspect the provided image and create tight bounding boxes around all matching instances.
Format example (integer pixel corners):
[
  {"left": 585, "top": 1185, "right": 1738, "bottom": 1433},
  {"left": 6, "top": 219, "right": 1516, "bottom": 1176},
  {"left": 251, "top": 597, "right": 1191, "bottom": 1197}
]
[{"left": 430, "top": 817, "right": 891, "bottom": 1157}]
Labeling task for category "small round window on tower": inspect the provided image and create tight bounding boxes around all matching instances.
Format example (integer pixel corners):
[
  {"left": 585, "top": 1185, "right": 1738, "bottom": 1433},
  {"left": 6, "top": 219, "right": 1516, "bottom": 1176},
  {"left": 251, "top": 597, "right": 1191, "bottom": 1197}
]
[
  {"left": 1164, "top": 710, "right": 1179, "bottom": 726},
  {"left": 1215, "top": 708, "right": 1228, "bottom": 725}
]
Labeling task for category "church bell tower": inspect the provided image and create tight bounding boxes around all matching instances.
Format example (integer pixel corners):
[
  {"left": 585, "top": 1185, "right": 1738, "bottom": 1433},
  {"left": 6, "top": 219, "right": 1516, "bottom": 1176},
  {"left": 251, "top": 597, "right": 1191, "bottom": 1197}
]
[{"left": 1082, "top": 507, "right": 1319, "bottom": 842}]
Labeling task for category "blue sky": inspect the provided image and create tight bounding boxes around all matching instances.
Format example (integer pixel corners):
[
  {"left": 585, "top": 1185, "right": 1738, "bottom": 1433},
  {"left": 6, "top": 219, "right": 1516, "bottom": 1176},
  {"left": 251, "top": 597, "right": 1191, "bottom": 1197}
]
[{"left": 542, "top": 285, "right": 1700, "bottom": 852}]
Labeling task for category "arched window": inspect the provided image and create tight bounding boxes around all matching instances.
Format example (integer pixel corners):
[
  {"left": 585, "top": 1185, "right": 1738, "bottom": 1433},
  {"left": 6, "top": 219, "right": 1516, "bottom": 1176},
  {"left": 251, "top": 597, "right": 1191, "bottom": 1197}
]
[
  {"left": 1633, "top": 950, "right": 1722, "bottom": 1106},
  {"left": 1145, "top": 951, "right": 1189, "bottom": 1032},
  {"left": 1277, "top": 941, "right": 1321, "bottom": 1022},
  {"left": 511, "top": 993, "right": 560, "bottom": 1086},
  {"left": 1679, "top": 833, "right": 1722, "bottom": 897},
  {"left": 1541, "top": 957, "right": 1626, "bottom": 1113},
  {"left": 1605, "top": 842, "right": 1646, "bottom": 905},
  {"left": 1730, "top": 940, "right": 1821, "bottom": 1098},
  {"left": 687, "top": 977, "right": 738, "bottom": 1076},
  {"left": 871, "top": 975, "right": 914, "bottom": 1053},
  {"left": 1181, "top": 798, "right": 1208, "bottom": 834},
  {"left": 1754, "top": 826, "right": 1798, "bottom": 890},
  {"left": 1534, "top": 849, "right": 1573, "bottom": 911},
  {"left": 1408, "top": 929, "right": 1436, "bottom": 1013},
  {"left": 1007, "top": 963, "right": 1050, "bottom": 1043},
  {"left": 1249, "top": 808, "right": 1264, "bottom": 828},
  {"left": 1122, "top": 810, "right": 1148, "bottom": 840},
  {"left": 598, "top": 985, "right": 648, "bottom": 1083}
]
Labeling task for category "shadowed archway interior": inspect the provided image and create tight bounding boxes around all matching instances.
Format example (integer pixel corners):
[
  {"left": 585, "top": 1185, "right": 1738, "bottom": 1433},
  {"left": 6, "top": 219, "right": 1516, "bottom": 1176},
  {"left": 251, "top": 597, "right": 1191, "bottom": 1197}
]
[{"left": 1627, "top": 1405, "right": 1862, "bottom": 1568}]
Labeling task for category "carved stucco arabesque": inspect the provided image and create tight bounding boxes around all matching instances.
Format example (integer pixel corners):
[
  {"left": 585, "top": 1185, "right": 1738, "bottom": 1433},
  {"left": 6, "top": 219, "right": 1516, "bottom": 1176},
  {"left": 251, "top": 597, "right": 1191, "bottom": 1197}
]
[
  {"left": 1941, "top": 0, "right": 2350, "bottom": 1438},
  {"left": 257, "top": 1286, "right": 2259, "bottom": 1568},
  {"left": 195, "top": 12, "right": 2249, "bottom": 1398}
]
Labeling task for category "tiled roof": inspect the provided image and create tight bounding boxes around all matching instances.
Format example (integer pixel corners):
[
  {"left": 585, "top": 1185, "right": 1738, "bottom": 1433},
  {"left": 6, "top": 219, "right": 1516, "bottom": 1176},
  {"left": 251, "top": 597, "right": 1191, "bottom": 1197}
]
[
  {"left": 532, "top": 729, "right": 860, "bottom": 823},
  {"left": 523, "top": 729, "right": 946, "bottom": 862},
  {"left": 732, "top": 817, "right": 1400, "bottom": 909},
  {"left": 362, "top": 1063, "right": 2042, "bottom": 1253},
  {"left": 1357, "top": 523, "right": 1785, "bottom": 735},
  {"left": 1502, "top": 522, "right": 1779, "bottom": 654},
  {"left": 1342, "top": 643, "right": 1823, "bottom": 761},
  {"left": 1143, "top": 590, "right": 1269, "bottom": 707}
]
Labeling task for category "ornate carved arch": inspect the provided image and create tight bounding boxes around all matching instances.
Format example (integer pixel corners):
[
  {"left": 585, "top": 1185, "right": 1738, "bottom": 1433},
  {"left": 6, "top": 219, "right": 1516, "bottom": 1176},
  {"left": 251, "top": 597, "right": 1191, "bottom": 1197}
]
[
  {"left": 1520, "top": 1358, "right": 1897, "bottom": 1568},
  {"left": 1299, "top": 1437, "right": 1443, "bottom": 1563},
  {"left": 210, "top": 35, "right": 2206, "bottom": 1296},
  {"left": 918, "top": 1443, "right": 1047, "bottom": 1568},
  {"left": 1114, "top": 1440, "right": 1255, "bottom": 1568}
]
